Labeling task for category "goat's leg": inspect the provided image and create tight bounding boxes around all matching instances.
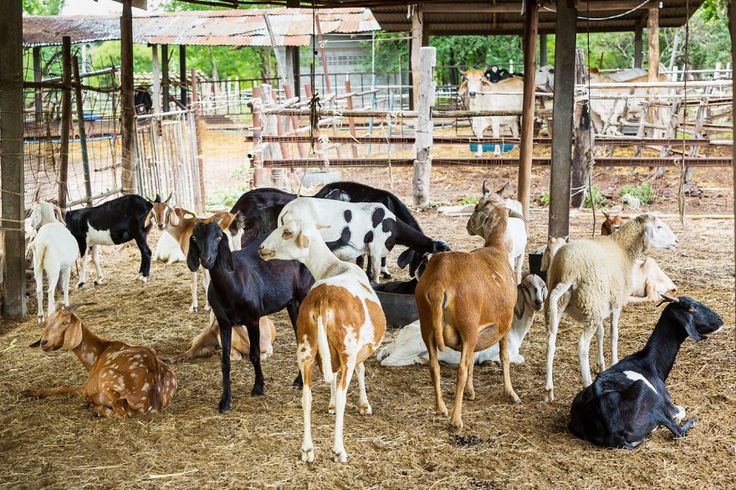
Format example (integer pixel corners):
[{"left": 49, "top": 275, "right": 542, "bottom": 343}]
[
  {"left": 500, "top": 334, "right": 521, "bottom": 403},
  {"left": 422, "top": 328, "right": 448, "bottom": 416},
  {"left": 167, "top": 327, "right": 218, "bottom": 364},
  {"left": 450, "top": 340, "right": 474, "bottom": 432},
  {"left": 189, "top": 272, "right": 199, "bottom": 312},
  {"left": 545, "top": 283, "right": 569, "bottom": 402},
  {"left": 92, "top": 245, "right": 105, "bottom": 285},
  {"left": 46, "top": 267, "right": 60, "bottom": 319},
  {"left": 202, "top": 269, "right": 211, "bottom": 311},
  {"left": 659, "top": 412, "right": 697, "bottom": 439},
  {"left": 286, "top": 300, "right": 304, "bottom": 388},
  {"left": 298, "top": 343, "right": 316, "bottom": 463},
  {"left": 356, "top": 362, "right": 372, "bottom": 415},
  {"left": 380, "top": 257, "right": 392, "bottom": 279},
  {"left": 245, "top": 318, "right": 265, "bottom": 396},
  {"left": 34, "top": 261, "right": 45, "bottom": 323},
  {"left": 492, "top": 118, "right": 502, "bottom": 156},
  {"left": 76, "top": 248, "right": 89, "bottom": 288},
  {"left": 134, "top": 234, "right": 152, "bottom": 282},
  {"left": 595, "top": 322, "right": 606, "bottom": 373},
  {"left": 61, "top": 266, "right": 71, "bottom": 307},
  {"left": 22, "top": 384, "right": 83, "bottom": 398},
  {"left": 579, "top": 322, "right": 598, "bottom": 387},
  {"left": 514, "top": 253, "right": 524, "bottom": 285},
  {"left": 464, "top": 356, "right": 476, "bottom": 401},
  {"left": 332, "top": 358, "right": 355, "bottom": 463},
  {"left": 610, "top": 308, "right": 621, "bottom": 364},
  {"left": 218, "top": 322, "right": 233, "bottom": 412},
  {"left": 328, "top": 377, "right": 337, "bottom": 414},
  {"left": 368, "top": 244, "right": 383, "bottom": 284}
]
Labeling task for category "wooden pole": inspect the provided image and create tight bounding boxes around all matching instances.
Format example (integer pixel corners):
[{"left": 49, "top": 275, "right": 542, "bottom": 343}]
[
  {"left": 728, "top": 0, "right": 735, "bottom": 324},
  {"left": 345, "top": 79, "right": 358, "bottom": 159},
  {"left": 72, "top": 56, "right": 93, "bottom": 207},
  {"left": 548, "top": 0, "right": 577, "bottom": 238},
  {"left": 539, "top": 33, "right": 548, "bottom": 66},
  {"left": 33, "top": 46, "right": 43, "bottom": 124},
  {"left": 179, "top": 45, "right": 187, "bottom": 106},
  {"left": 518, "top": 0, "right": 538, "bottom": 221},
  {"left": 120, "top": 0, "right": 137, "bottom": 195},
  {"left": 314, "top": 14, "right": 331, "bottom": 95},
  {"left": 571, "top": 49, "right": 594, "bottom": 209},
  {"left": 58, "top": 36, "right": 72, "bottom": 210},
  {"left": 410, "top": 6, "right": 424, "bottom": 110},
  {"left": 283, "top": 84, "right": 306, "bottom": 158},
  {"left": 412, "top": 47, "right": 436, "bottom": 206},
  {"left": 287, "top": 0, "right": 300, "bottom": 92},
  {"left": 634, "top": 25, "right": 643, "bottom": 69},
  {"left": 190, "top": 69, "right": 206, "bottom": 211},
  {"left": 647, "top": 7, "right": 660, "bottom": 81},
  {"left": 151, "top": 44, "right": 162, "bottom": 113},
  {"left": 251, "top": 86, "right": 265, "bottom": 187},
  {"left": 161, "top": 44, "right": 170, "bottom": 112},
  {"left": 0, "top": 0, "right": 26, "bottom": 319}
]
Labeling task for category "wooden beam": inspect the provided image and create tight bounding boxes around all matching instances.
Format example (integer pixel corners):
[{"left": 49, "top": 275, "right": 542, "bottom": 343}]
[
  {"left": 647, "top": 7, "right": 660, "bottom": 81},
  {"left": 121, "top": 0, "right": 137, "bottom": 194},
  {"left": 410, "top": 6, "right": 423, "bottom": 110},
  {"left": 634, "top": 24, "right": 643, "bottom": 68},
  {"left": 418, "top": 1, "right": 653, "bottom": 13},
  {"left": 518, "top": 0, "right": 538, "bottom": 220},
  {"left": 0, "top": 0, "right": 26, "bottom": 319},
  {"left": 161, "top": 44, "right": 170, "bottom": 112},
  {"left": 72, "top": 56, "right": 93, "bottom": 207},
  {"left": 179, "top": 45, "right": 187, "bottom": 105},
  {"left": 539, "top": 33, "right": 548, "bottom": 66},
  {"left": 58, "top": 37, "right": 72, "bottom": 210},
  {"left": 33, "top": 46, "right": 43, "bottom": 124},
  {"left": 548, "top": 0, "right": 577, "bottom": 238},
  {"left": 151, "top": 44, "right": 162, "bottom": 113},
  {"left": 412, "top": 46, "right": 436, "bottom": 206},
  {"left": 571, "top": 48, "right": 594, "bottom": 208}
]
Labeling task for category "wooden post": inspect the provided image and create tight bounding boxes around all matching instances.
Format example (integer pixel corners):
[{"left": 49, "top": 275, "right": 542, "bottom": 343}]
[
  {"left": 161, "top": 44, "right": 170, "bottom": 112},
  {"left": 548, "top": 0, "right": 577, "bottom": 238},
  {"left": 410, "top": 6, "right": 423, "bottom": 110},
  {"left": 72, "top": 56, "right": 93, "bottom": 206},
  {"left": 261, "top": 84, "right": 283, "bottom": 161},
  {"left": 251, "top": 86, "right": 265, "bottom": 187},
  {"left": 0, "top": 0, "right": 26, "bottom": 319},
  {"left": 647, "top": 7, "right": 660, "bottom": 81},
  {"left": 190, "top": 69, "right": 206, "bottom": 210},
  {"left": 345, "top": 79, "right": 358, "bottom": 159},
  {"left": 539, "top": 33, "right": 548, "bottom": 66},
  {"left": 634, "top": 25, "right": 643, "bottom": 69},
  {"left": 728, "top": 0, "right": 734, "bottom": 318},
  {"left": 286, "top": 0, "right": 300, "bottom": 91},
  {"left": 518, "top": 0, "right": 538, "bottom": 220},
  {"left": 120, "top": 0, "right": 137, "bottom": 195},
  {"left": 33, "top": 46, "right": 43, "bottom": 124},
  {"left": 151, "top": 44, "right": 162, "bottom": 113},
  {"left": 314, "top": 14, "right": 332, "bottom": 95},
  {"left": 179, "top": 45, "right": 187, "bottom": 106},
  {"left": 58, "top": 36, "right": 72, "bottom": 210},
  {"left": 571, "top": 49, "right": 594, "bottom": 209},
  {"left": 412, "top": 46, "right": 435, "bottom": 206},
  {"left": 284, "top": 84, "right": 306, "bottom": 158}
]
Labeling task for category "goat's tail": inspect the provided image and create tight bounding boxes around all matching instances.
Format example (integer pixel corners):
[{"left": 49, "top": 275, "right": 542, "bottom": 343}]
[
  {"left": 316, "top": 314, "right": 334, "bottom": 384},
  {"left": 32, "top": 239, "right": 47, "bottom": 273},
  {"left": 427, "top": 286, "right": 447, "bottom": 352}
]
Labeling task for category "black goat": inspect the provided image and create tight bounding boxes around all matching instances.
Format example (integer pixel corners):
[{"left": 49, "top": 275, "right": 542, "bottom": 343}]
[
  {"left": 569, "top": 295, "right": 723, "bottom": 449},
  {"left": 65, "top": 194, "right": 154, "bottom": 287},
  {"left": 228, "top": 188, "right": 296, "bottom": 247},
  {"left": 187, "top": 220, "right": 313, "bottom": 412},
  {"left": 484, "top": 65, "right": 513, "bottom": 83}
]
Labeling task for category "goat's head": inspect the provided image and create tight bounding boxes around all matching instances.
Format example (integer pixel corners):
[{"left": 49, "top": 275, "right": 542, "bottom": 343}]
[
  {"left": 398, "top": 240, "right": 451, "bottom": 278},
  {"left": 515, "top": 274, "right": 548, "bottom": 319},
  {"left": 467, "top": 181, "right": 524, "bottom": 239},
  {"left": 535, "top": 65, "right": 555, "bottom": 92},
  {"left": 458, "top": 69, "right": 491, "bottom": 100},
  {"left": 541, "top": 235, "right": 569, "bottom": 272},
  {"left": 658, "top": 295, "right": 723, "bottom": 341},
  {"left": 258, "top": 216, "right": 327, "bottom": 263},
  {"left": 30, "top": 201, "right": 61, "bottom": 230},
  {"left": 636, "top": 214, "right": 677, "bottom": 250},
  {"left": 149, "top": 193, "right": 173, "bottom": 230},
  {"left": 323, "top": 188, "right": 351, "bottom": 202},
  {"left": 29, "top": 303, "right": 94, "bottom": 352},
  {"left": 601, "top": 211, "right": 628, "bottom": 236},
  {"left": 187, "top": 220, "right": 233, "bottom": 272}
]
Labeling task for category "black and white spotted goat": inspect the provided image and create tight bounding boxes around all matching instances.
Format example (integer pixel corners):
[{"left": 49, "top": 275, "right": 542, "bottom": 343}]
[
  {"left": 277, "top": 197, "right": 449, "bottom": 282},
  {"left": 65, "top": 194, "right": 156, "bottom": 287},
  {"left": 568, "top": 294, "right": 723, "bottom": 449}
]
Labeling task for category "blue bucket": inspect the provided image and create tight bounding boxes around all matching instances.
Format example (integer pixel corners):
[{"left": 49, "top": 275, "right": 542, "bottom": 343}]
[{"left": 469, "top": 143, "right": 515, "bottom": 153}]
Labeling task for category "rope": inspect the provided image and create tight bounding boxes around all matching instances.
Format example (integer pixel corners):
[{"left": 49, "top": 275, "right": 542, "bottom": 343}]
[{"left": 542, "top": 0, "right": 652, "bottom": 21}]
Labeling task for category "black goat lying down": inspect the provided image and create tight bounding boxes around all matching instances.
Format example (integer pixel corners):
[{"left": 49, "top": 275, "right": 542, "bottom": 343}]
[
  {"left": 187, "top": 220, "right": 313, "bottom": 412},
  {"left": 65, "top": 194, "right": 155, "bottom": 287},
  {"left": 569, "top": 295, "right": 723, "bottom": 449}
]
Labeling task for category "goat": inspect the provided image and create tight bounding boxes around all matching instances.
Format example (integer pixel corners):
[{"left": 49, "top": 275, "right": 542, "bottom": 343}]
[
  {"left": 65, "top": 194, "right": 154, "bottom": 286},
  {"left": 23, "top": 305, "right": 177, "bottom": 417},
  {"left": 187, "top": 220, "right": 313, "bottom": 412},
  {"left": 601, "top": 211, "right": 628, "bottom": 236},
  {"left": 167, "top": 314, "right": 276, "bottom": 363},
  {"left": 415, "top": 185, "right": 523, "bottom": 431},
  {"left": 31, "top": 221, "right": 79, "bottom": 323},
  {"left": 228, "top": 187, "right": 297, "bottom": 248},
  {"left": 540, "top": 236, "right": 569, "bottom": 273},
  {"left": 569, "top": 295, "right": 723, "bottom": 448},
  {"left": 279, "top": 197, "right": 449, "bottom": 282},
  {"left": 545, "top": 215, "right": 678, "bottom": 401},
  {"left": 377, "top": 274, "right": 547, "bottom": 366},
  {"left": 259, "top": 216, "right": 386, "bottom": 464}
]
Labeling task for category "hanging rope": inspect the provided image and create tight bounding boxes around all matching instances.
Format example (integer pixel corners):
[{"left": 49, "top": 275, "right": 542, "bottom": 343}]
[
  {"left": 308, "top": 0, "right": 320, "bottom": 155},
  {"left": 585, "top": 0, "right": 598, "bottom": 236},
  {"left": 678, "top": 0, "right": 691, "bottom": 225}
]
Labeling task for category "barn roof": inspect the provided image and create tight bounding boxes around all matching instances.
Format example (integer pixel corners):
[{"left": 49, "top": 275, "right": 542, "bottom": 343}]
[{"left": 22, "top": 8, "right": 380, "bottom": 48}]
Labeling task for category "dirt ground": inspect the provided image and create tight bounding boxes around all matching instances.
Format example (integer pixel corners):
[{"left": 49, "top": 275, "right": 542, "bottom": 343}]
[{"left": 1, "top": 166, "right": 734, "bottom": 488}]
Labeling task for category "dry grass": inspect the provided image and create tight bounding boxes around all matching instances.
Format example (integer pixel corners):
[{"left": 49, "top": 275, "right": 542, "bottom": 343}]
[{"left": 1, "top": 169, "right": 735, "bottom": 488}]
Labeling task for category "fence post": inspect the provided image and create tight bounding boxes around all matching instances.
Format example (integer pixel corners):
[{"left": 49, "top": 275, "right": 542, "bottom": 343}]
[
  {"left": 412, "top": 46, "right": 436, "bottom": 206},
  {"left": 58, "top": 36, "right": 72, "bottom": 210},
  {"left": 284, "top": 84, "right": 306, "bottom": 158},
  {"left": 120, "top": 0, "right": 137, "bottom": 195},
  {"left": 345, "top": 79, "right": 358, "bottom": 158},
  {"left": 251, "top": 86, "right": 265, "bottom": 188},
  {"left": 72, "top": 56, "right": 93, "bottom": 206},
  {"left": 190, "top": 70, "right": 206, "bottom": 211},
  {"left": 571, "top": 48, "right": 594, "bottom": 209}
]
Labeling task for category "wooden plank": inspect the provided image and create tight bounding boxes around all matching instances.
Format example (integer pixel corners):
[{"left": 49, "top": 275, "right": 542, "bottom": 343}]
[
  {"left": 647, "top": 7, "right": 660, "bottom": 82},
  {"left": 33, "top": 46, "right": 43, "bottom": 124},
  {"left": 151, "top": 44, "right": 162, "bottom": 113},
  {"left": 120, "top": 0, "right": 137, "bottom": 194},
  {"left": 72, "top": 56, "right": 93, "bottom": 207},
  {"left": 548, "top": 0, "right": 577, "bottom": 238},
  {"left": 412, "top": 47, "right": 436, "bottom": 206},
  {"left": 634, "top": 24, "right": 643, "bottom": 68},
  {"left": 518, "top": 0, "right": 538, "bottom": 220},
  {"left": 410, "top": 6, "right": 423, "bottom": 110},
  {"left": 190, "top": 70, "right": 206, "bottom": 210},
  {"left": 0, "top": 0, "right": 26, "bottom": 319},
  {"left": 162, "top": 44, "right": 170, "bottom": 112},
  {"left": 58, "top": 36, "right": 72, "bottom": 210},
  {"left": 179, "top": 45, "right": 187, "bottom": 106}
]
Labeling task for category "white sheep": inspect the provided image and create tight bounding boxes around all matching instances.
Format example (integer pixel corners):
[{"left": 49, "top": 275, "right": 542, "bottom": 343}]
[
  {"left": 544, "top": 214, "right": 678, "bottom": 401},
  {"left": 377, "top": 274, "right": 547, "bottom": 366}
]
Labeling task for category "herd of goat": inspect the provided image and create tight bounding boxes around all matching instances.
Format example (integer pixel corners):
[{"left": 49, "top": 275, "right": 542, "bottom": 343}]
[{"left": 19, "top": 180, "right": 723, "bottom": 461}]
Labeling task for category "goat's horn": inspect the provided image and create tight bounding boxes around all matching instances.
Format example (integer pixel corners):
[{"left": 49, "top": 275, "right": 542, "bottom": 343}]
[
  {"left": 66, "top": 302, "right": 97, "bottom": 312},
  {"left": 660, "top": 293, "right": 679, "bottom": 303},
  {"left": 482, "top": 180, "right": 489, "bottom": 195},
  {"left": 507, "top": 209, "right": 526, "bottom": 221}
]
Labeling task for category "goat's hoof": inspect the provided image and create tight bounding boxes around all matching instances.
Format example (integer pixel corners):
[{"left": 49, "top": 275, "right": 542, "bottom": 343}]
[
  {"left": 189, "top": 305, "right": 199, "bottom": 313},
  {"left": 681, "top": 418, "right": 697, "bottom": 434},
  {"left": 251, "top": 385, "right": 264, "bottom": 397},
  {"left": 301, "top": 447, "right": 315, "bottom": 463},
  {"left": 511, "top": 395, "right": 522, "bottom": 404},
  {"left": 37, "top": 315, "right": 44, "bottom": 324},
  {"left": 328, "top": 405, "right": 336, "bottom": 415},
  {"left": 21, "top": 389, "right": 36, "bottom": 398},
  {"left": 292, "top": 374, "right": 303, "bottom": 389},
  {"left": 359, "top": 404, "right": 373, "bottom": 416},
  {"left": 450, "top": 419, "right": 464, "bottom": 433},
  {"left": 204, "top": 305, "right": 211, "bottom": 312},
  {"left": 673, "top": 405, "right": 687, "bottom": 423},
  {"left": 218, "top": 398, "right": 232, "bottom": 413},
  {"left": 436, "top": 405, "right": 449, "bottom": 417},
  {"left": 94, "top": 279, "right": 105, "bottom": 286},
  {"left": 332, "top": 449, "right": 348, "bottom": 464},
  {"left": 544, "top": 390, "right": 555, "bottom": 403},
  {"left": 511, "top": 354, "right": 525, "bottom": 365},
  {"left": 138, "top": 275, "right": 148, "bottom": 284},
  {"left": 76, "top": 282, "right": 85, "bottom": 289},
  {"left": 380, "top": 271, "right": 392, "bottom": 279}
]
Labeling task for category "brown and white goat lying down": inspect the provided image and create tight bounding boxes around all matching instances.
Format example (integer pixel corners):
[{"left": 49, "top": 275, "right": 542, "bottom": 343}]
[
  {"left": 259, "top": 216, "right": 386, "bottom": 464},
  {"left": 23, "top": 305, "right": 176, "bottom": 417},
  {"left": 416, "top": 185, "right": 523, "bottom": 431},
  {"left": 167, "top": 314, "right": 276, "bottom": 363}
]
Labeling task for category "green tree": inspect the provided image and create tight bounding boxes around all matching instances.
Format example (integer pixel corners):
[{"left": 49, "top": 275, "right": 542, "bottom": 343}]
[{"left": 23, "top": 0, "right": 64, "bottom": 15}]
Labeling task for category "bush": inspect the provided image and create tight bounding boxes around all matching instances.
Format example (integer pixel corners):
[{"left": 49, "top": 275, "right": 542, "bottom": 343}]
[
  {"left": 207, "top": 187, "right": 248, "bottom": 209},
  {"left": 618, "top": 183, "right": 654, "bottom": 205},
  {"left": 584, "top": 186, "right": 606, "bottom": 209},
  {"left": 459, "top": 195, "right": 478, "bottom": 205},
  {"left": 538, "top": 191, "right": 550, "bottom": 207}
]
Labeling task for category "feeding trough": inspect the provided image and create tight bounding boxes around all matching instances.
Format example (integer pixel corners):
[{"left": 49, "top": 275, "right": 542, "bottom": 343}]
[
  {"left": 372, "top": 279, "right": 419, "bottom": 328},
  {"left": 469, "top": 143, "right": 515, "bottom": 154},
  {"left": 528, "top": 252, "right": 546, "bottom": 283}
]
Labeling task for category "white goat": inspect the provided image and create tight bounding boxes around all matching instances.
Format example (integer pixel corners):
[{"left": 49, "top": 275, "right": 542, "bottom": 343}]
[
  {"left": 377, "top": 274, "right": 547, "bottom": 366},
  {"left": 29, "top": 202, "right": 79, "bottom": 322},
  {"left": 544, "top": 215, "right": 678, "bottom": 401}
]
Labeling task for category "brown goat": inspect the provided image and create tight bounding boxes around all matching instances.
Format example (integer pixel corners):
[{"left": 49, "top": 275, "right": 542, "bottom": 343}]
[
  {"left": 167, "top": 314, "right": 277, "bottom": 363},
  {"left": 415, "top": 184, "right": 521, "bottom": 431},
  {"left": 601, "top": 212, "right": 628, "bottom": 236},
  {"left": 23, "top": 305, "right": 176, "bottom": 417}
]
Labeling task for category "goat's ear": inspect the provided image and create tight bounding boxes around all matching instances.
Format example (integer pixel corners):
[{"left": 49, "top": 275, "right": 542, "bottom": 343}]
[
  {"left": 563, "top": 235, "right": 570, "bottom": 243},
  {"left": 53, "top": 206, "right": 66, "bottom": 224},
  {"left": 218, "top": 236, "right": 234, "bottom": 272},
  {"left": 602, "top": 211, "right": 610, "bottom": 219},
  {"left": 165, "top": 192, "right": 173, "bottom": 203},
  {"left": 397, "top": 249, "right": 414, "bottom": 269},
  {"left": 682, "top": 314, "right": 704, "bottom": 341},
  {"left": 62, "top": 319, "right": 83, "bottom": 351},
  {"left": 169, "top": 208, "right": 180, "bottom": 227},
  {"left": 482, "top": 180, "right": 490, "bottom": 196},
  {"left": 315, "top": 223, "right": 330, "bottom": 230},
  {"left": 187, "top": 238, "right": 201, "bottom": 272},
  {"left": 29, "top": 338, "right": 42, "bottom": 348},
  {"left": 514, "top": 287, "right": 525, "bottom": 320},
  {"left": 496, "top": 181, "right": 511, "bottom": 196},
  {"left": 295, "top": 231, "right": 310, "bottom": 249}
]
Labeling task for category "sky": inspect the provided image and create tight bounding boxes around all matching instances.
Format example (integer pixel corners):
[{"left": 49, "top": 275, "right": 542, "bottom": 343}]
[{"left": 60, "top": 0, "right": 164, "bottom": 16}]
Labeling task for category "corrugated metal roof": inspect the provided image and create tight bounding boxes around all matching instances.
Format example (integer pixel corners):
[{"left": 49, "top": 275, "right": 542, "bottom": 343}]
[{"left": 22, "top": 8, "right": 380, "bottom": 48}]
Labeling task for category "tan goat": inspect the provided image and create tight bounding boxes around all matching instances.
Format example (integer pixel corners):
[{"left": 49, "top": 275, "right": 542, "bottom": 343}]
[
  {"left": 415, "top": 185, "right": 522, "bottom": 431},
  {"left": 23, "top": 305, "right": 176, "bottom": 417},
  {"left": 601, "top": 212, "right": 628, "bottom": 236}
]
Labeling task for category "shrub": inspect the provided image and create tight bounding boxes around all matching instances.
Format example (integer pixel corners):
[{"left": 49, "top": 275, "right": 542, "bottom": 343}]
[
  {"left": 538, "top": 191, "right": 550, "bottom": 207},
  {"left": 584, "top": 186, "right": 606, "bottom": 209},
  {"left": 459, "top": 195, "right": 478, "bottom": 205},
  {"left": 618, "top": 183, "right": 654, "bottom": 205}
]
